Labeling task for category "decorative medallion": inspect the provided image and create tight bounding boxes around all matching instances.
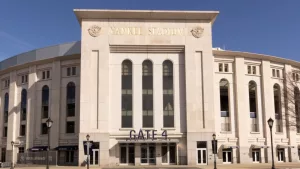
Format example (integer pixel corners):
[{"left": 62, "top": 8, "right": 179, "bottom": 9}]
[
  {"left": 88, "top": 25, "right": 101, "bottom": 37},
  {"left": 191, "top": 26, "right": 204, "bottom": 38}
]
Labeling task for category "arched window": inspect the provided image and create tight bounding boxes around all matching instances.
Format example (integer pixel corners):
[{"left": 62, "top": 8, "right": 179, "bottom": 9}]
[
  {"left": 295, "top": 87, "right": 300, "bottom": 132},
  {"left": 142, "top": 60, "right": 153, "bottom": 128},
  {"left": 274, "top": 84, "right": 282, "bottom": 132},
  {"left": 4, "top": 93, "right": 9, "bottom": 123},
  {"left": 249, "top": 81, "right": 258, "bottom": 132},
  {"left": 220, "top": 79, "right": 230, "bottom": 131},
  {"left": 121, "top": 60, "right": 133, "bottom": 128},
  {"left": 163, "top": 60, "right": 174, "bottom": 128},
  {"left": 220, "top": 79, "right": 229, "bottom": 115},
  {"left": 67, "top": 82, "right": 76, "bottom": 117},
  {"left": 42, "top": 85, "right": 49, "bottom": 119},
  {"left": 21, "top": 89, "right": 27, "bottom": 121}
]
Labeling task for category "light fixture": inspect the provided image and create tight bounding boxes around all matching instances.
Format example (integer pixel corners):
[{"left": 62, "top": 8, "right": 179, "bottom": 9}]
[
  {"left": 212, "top": 133, "right": 216, "bottom": 140},
  {"left": 46, "top": 118, "right": 53, "bottom": 128},
  {"left": 268, "top": 117, "right": 274, "bottom": 128},
  {"left": 86, "top": 134, "right": 90, "bottom": 141}
]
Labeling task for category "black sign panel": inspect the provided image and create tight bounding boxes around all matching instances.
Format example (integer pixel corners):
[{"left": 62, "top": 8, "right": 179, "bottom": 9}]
[
  {"left": 83, "top": 141, "right": 93, "bottom": 155},
  {"left": 211, "top": 140, "right": 218, "bottom": 154}
]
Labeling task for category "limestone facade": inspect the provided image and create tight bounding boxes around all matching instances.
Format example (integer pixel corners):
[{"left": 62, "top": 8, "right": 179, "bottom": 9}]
[{"left": 0, "top": 9, "right": 299, "bottom": 167}]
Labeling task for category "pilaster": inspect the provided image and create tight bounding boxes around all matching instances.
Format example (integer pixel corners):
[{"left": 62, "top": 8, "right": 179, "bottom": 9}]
[
  {"left": 26, "top": 65, "right": 37, "bottom": 150},
  {"left": 50, "top": 61, "right": 61, "bottom": 149}
]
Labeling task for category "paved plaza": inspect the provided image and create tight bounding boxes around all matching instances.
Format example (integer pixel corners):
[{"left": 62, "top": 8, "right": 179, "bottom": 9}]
[{"left": 12, "top": 163, "right": 300, "bottom": 169}]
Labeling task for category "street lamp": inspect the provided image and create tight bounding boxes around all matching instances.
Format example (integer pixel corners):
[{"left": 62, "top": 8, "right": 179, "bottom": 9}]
[
  {"left": 10, "top": 141, "right": 14, "bottom": 169},
  {"left": 46, "top": 118, "right": 53, "bottom": 169},
  {"left": 212, "top": 134, "right": 217, "bottom": 169},
  {"left": 267, "top": 118, "right": 275, "bottom": 169},
  {"left": 86, "top": 134, "right": 90, "bottom": 169}
]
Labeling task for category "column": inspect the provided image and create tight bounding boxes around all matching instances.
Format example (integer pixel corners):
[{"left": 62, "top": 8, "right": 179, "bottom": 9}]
[
  {"left": 261, "top": 60, "right": 273, "bottom": 163},
  {"left": 26, "top": 65, "right": 37, "bottom": 150},
  {"left": 153, "top": 62, "right": 163, "bottom": 130},
  {"left": 135, "top": 143, "right": 141, "bottom": 166},
  {"left": 156, "top": 143, "right": 162, "bottom": 165},
  {"left": 260, "top": 148, "right": 266, "bottom": 163},
  {"left": 133, "top": 62, "right": 142, "bottom": 129},
  {"left": 234, "top": 57, "right": 249, "bottom": 163},
  {"left": 6, "top": 71, "right": 17, "bottom": 163},
  {"left": 50, "top": 61, "right": 61, "bottom": 149}
]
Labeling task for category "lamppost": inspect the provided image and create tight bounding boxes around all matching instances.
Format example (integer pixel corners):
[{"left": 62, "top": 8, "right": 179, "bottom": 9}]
[
  {"left": 46, "top": 118, "right": 53, "bottom": 169},
  {"left": 86, "top": 134, "right": 90, "bottom": 169},
  {"left": 10, "top": 141, "right": 14, "bottom": 169},
  {"left": 267, "top": 118, "right": 275, "bottom": 169},
  {"left": 212, "top": 134, "right": 217, "bottom": 169}
]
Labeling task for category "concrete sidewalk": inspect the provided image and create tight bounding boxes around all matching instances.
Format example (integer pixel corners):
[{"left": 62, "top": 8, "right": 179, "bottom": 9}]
[{"left": 13, "top": 163, "right": 300, "bottom": 169}]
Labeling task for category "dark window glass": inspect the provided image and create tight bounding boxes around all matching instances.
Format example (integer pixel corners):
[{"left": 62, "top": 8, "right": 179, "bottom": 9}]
[
  {"left": 67, "top": 82, "right": 76, "bottom": 117},
  {"left": 4, "top": 93, "right": 9, "bottom": 123},
  {"left": 163, "top": 60, "right": 174, "bottom": 128},
  {"left": 25, "top": 75, "right": 28, "bottom": 83},
  {"left": 41, "top": 123, "right": 48, "bottom": 135},
  {"left": 20, "top": 125, "right": 26, "bottom": 136},
  {"left": 276, "top": 70, "right": 280, "bottom": 78},
  {"left": 272, "top": 69, "right": 276, "bottom": 77},
  {"left": 66, "top": 121, "right": 75, "bottom": 133},
  {"left": 72, "top": 67, "right": 76, "bottom": 76},
  {"left": 19, "top": 147, "right": 24, "bottom": 153},
  {"left": 142, "top": 60, "right": 153, "bottom": 128},
  {"left": 121, "top": 60, "right": 133, "bottom": 128},
  {"left": 224, "top": 64, "right": 229, "bottom": 72},
  {"left": 3, "top": 127, "right": 7, "bottom": 137},
  {"left": 197, "top": 141, "right": 207, "bottom": 148},
  {"left": 274, "top": 84, "right": 283, "bottom": 133},
  {"left": 252, "top": 66, "right": 256, "bottom": 74},
  {"left": 1, "top": 148, "right": 6, "bottom": 162},
  {"left": 46, "top": 71, "right": 50, "bottom": 79},
  {"left": 220, "top": 79, "right": 229, "bottom": 113},
  {"left": 248, "top": 66, "right": 251, "bottom": 74},
  {"left": 219, "top": 63, "right": 223, "bottom": 72},
  {"left": 42, "top": 71, "right": 46, "bottom": 79},
  {"left": 67, "top": 68, "right": 71, "bottom": 76},
  {"left": 22, "top": 76, "right": 24, "bottom": 83},
  {"left": 42, "top": 85, "right": 49, "bottom": 118},
  {"left": 249, "top": 81, "right": 257, "bottom": 114},
  {"left": 21, "top": 89, "right": 27, "bottom": 121}
]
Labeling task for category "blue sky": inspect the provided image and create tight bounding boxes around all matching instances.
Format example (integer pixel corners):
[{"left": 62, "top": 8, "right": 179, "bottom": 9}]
[{"left": 0, "top": 0, "right": 299, "bottom": 61}]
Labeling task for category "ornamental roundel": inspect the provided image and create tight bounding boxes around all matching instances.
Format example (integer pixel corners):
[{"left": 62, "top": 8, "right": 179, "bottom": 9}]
[
  {"left": 191, "top": 26, "right": 204, "bottom": 38},
  {"left": 88, "top": 25, "right": 101, "bottom": 37}
]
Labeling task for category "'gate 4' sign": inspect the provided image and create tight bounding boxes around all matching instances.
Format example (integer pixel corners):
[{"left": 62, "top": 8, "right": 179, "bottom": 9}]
[{"left": 128, "top": 129, "right": 167, "bottom": 140}]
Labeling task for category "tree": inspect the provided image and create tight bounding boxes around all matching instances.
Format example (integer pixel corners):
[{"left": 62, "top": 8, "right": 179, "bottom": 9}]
[{"left": 282, "top": 70, "right": 300, "bottom": 132}]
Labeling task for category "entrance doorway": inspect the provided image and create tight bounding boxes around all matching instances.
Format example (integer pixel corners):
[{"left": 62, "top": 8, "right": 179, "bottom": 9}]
[
  {"left": 222, "top": 149, "right": 232, "bottom": 164},
  {"left": 120, "top": 143, "right": 135, "bottom": 165},
  {"left": 196, "top": 141, "right": 207, "bottom": 165},
  {"left": 277, "top": 149, "right": 284, "bottom": 162},
  {"left": 141, "top": 143, "right": 156, "bottom": 165},
  {"left": 90, "top": 149, "right": 99, "bottom": 165},
  {"left": 252, "top": 149, "right": 260, "bottom": 163},
  {"left": 162, "top": 143, "right": 176, "bottom": 164}
]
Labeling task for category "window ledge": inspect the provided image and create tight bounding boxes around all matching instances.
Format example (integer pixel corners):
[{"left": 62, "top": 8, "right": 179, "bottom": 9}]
[
  {"left": 119, "top": 128, "right": 134, "bottom": 131},
  {"left": 296, "top": 133, "right": 300, "bottom": 135},
  {"left": 161, "top": 128, "right": 176, "bottom": 130},
  {"left": 220, "top": 131, "right": 232, "bottom": 134},
  {"left": 250, "top": 132, "right": 260, "bottom": 134},
  {"left": 245, "top": 74, "right": 261, "bottom": 77},
  {"left": 18, "top": 136, "right": 25, "bottom": 138},
  {"left": 215, "top": 72, "right": 233, "bottom": 74},
  {"left": 141, "top": 128, "right": 154, "bottom": 130},
  {"left": 275, "top": 132, "right": 284, "bottom": 135}
]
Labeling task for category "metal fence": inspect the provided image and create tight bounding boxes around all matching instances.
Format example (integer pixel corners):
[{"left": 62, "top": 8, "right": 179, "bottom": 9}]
[{"left": 17, "top": 151, "right": 57, "bottom": 165}]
